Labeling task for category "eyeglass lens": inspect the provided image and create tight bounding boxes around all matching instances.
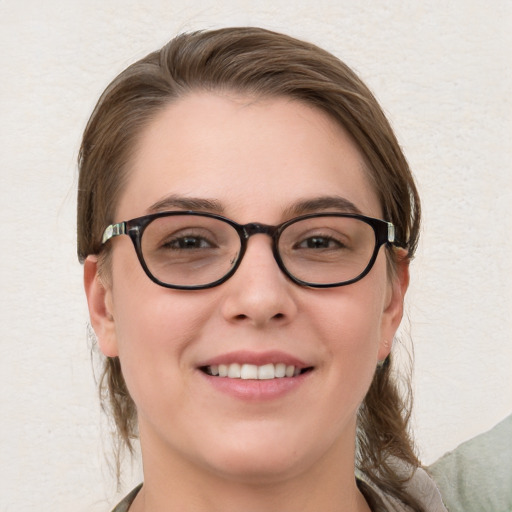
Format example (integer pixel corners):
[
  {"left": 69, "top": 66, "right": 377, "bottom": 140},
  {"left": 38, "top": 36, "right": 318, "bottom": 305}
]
[{"left": 139, "top": 214, "right": 378, "bottom": 287}]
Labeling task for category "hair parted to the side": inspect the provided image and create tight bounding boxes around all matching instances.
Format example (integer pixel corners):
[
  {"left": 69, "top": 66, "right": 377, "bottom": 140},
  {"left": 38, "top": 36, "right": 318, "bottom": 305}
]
[{"left": 78, "top": 27, "right": 422, "bottom": 509}]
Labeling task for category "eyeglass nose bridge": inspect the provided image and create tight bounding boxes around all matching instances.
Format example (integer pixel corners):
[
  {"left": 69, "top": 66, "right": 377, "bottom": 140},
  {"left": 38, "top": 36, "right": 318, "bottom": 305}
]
[
  {"left": 235, "top": 222, "right": 287, "bottom": 282},
  {"left": 241, "top": 222, "right": 279, "bottom": 240}
]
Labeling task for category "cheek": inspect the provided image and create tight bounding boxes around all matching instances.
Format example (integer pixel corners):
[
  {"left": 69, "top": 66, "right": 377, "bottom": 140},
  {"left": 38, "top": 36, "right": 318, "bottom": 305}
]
[
  {"left": 108, "top": 253, "right": 217, "bottom": 405},
  {"left": 112, "top": 294, "right": 219, "bottom": 431},
  {"left": 320, "top": 301, "right": 381, "bottom": 389},
  {"left": 314, "top": 278, "right": 387, "bottom": 356},
  {"left": 113, "top": 292, "right": 213, "bottom": 356},
  {"left": 309, "top": 267, "right": 389, "bottom": 392},
  {"left": 109, "top": 241, "right": 214, "bottom": 353}
]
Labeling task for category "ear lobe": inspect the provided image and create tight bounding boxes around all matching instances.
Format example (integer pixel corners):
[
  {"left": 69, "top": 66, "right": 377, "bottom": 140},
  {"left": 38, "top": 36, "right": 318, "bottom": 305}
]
[
  {"left": 83, "top": 256, "right": 119, "bottom": 357},
  {"left": 378, "top": 250, "right": 410, "bottom": 361}
]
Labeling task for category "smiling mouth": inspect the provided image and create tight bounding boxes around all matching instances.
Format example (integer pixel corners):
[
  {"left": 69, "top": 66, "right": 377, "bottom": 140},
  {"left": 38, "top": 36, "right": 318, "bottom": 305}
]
[{"left": 200, "top": 363, "right": 313, "bottom": 380}]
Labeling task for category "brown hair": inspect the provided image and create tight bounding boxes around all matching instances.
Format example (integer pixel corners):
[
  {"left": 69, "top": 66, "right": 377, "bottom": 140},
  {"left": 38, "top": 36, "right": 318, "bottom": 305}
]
[{"left": 78, "top": 27, "right": 422, "bottom": 509}]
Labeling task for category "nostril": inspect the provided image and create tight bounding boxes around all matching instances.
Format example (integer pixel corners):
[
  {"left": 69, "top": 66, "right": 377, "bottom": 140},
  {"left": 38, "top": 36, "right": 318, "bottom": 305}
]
[{"left": 273, "top": 313, "right": 285, "bottom": 320}]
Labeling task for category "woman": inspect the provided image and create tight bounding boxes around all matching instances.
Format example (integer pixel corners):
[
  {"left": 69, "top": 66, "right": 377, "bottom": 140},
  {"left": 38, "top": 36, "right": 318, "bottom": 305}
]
[{"left": 78, "top": 27, "right": 446, "bottom": 512}]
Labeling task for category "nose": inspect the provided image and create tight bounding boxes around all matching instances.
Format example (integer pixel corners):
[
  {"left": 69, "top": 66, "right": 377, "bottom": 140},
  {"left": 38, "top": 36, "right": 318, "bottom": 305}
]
[{"left": 220, "top": 235, "right": 298, "bottom": 328}]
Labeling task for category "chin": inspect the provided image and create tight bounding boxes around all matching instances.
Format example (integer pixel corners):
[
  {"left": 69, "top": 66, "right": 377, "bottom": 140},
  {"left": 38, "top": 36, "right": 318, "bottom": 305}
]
[
  {"left": 195, "top": 427, "right": 328, "bottom": 485},
  {"left": 207, "top": 451, "right": 306, "bottom": 485}
]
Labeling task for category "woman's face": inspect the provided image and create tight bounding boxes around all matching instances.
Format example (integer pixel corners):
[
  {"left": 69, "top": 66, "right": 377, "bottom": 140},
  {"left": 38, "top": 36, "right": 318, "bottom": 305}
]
[{"left": 85, "top": 92, "right": 407, "bottom": 483}]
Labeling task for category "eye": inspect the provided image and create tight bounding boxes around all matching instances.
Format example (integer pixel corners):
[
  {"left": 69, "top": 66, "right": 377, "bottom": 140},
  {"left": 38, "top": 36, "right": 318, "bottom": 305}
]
[
  {"left": 295, "top": 235, "right": 344, "bottom": 250},
  {"left": 163, "top": 234, "right": 216, "bottom": 250}
]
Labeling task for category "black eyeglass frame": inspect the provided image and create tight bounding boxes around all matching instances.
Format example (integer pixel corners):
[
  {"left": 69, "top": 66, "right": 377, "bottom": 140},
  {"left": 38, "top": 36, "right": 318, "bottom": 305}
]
[{"left": 101, "top": 211, "right": 397, "bottom": 290}]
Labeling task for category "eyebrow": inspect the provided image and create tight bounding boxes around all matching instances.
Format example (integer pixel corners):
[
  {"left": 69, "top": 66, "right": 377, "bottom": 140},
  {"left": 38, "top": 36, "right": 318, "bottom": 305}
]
[
  {"left": 146, "top": 194, "right": 362, "bottom": 218},
  {"left": 147, "top": 195, "right": 225, "bottom": 214},
  {"left": 282, "top": 196, "right": 363, "bottom": 217}
]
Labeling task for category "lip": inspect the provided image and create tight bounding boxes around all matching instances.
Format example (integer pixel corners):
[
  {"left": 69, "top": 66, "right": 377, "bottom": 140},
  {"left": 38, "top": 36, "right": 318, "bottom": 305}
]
[
  {"left": 196, "top": 350, "right": 313, "bottom": 401},
  {"left": 197, "top": 350, "right": 309, "bottom": 368}
]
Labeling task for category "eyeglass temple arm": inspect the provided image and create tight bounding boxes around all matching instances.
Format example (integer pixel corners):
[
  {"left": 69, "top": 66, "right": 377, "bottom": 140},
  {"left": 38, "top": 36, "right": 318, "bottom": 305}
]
[
  {"left": 386, "top": 222, "right": 408, "bottom": 249},
  {"left": 102, "top": 222, "right": 126, "bottom": 244},
  {"left": 387, "top": 222, "right": 395, "bottom": 243},
  {"left": 386, "top": 223, "right": 410, "bottom": 250}
]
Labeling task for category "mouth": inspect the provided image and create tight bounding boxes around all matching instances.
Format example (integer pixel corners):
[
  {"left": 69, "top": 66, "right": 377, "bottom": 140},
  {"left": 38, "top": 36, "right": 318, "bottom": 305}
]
[{"left": 200, "top": 363, "right": 313, "bottom": 380}]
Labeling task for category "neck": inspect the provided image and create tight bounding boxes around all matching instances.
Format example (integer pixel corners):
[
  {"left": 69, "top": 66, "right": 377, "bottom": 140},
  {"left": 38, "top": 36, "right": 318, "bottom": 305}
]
[{"left": 130, "top": 424, "right": 371, "bottom": 512}]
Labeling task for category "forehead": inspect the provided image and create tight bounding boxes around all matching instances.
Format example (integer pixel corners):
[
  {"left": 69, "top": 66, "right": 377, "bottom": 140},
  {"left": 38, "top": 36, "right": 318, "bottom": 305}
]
[{"left": 117, "top": 92, "right": 381, "bottom": 222}]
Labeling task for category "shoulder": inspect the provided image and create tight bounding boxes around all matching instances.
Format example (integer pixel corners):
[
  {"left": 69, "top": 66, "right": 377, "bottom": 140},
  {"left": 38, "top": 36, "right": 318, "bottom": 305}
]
[
  {"left": 403, "top": 466, "right": 448, "bottom": 512},
  {"left": 429, "top": 414, "right": 512, "bottom": 512},
  {"left": 110, "top": 483, "right": 142, "bottom": 512},
  {"left": 358, "top": 463, "right": 447, "bottom": 512}
]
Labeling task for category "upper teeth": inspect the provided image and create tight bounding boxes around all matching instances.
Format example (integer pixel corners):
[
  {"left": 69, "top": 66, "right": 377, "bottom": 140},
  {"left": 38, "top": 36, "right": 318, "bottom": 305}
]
[{"left": 207, "top": 363, "right": 301, "bottom": 379}]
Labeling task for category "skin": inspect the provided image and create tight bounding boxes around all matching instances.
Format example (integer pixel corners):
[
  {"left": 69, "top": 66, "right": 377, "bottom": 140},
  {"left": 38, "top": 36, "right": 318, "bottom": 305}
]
[{"left": 84, "top": 92, "right": 409, "bottom": 512}]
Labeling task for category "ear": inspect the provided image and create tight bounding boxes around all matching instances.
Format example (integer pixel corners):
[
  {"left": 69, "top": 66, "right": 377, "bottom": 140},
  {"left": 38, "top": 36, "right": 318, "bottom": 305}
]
[
  {"left": 83, "top": 255, "right": 119, "bottom": 357},
  {"left": 378, "top": 249, "right": 410, "bottom": 361}
]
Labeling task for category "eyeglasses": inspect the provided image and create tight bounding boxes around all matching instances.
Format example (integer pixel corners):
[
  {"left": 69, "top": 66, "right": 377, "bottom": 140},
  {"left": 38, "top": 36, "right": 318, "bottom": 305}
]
[{"left": 101, "top": 211, "right": 396, "bottom": 290}]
